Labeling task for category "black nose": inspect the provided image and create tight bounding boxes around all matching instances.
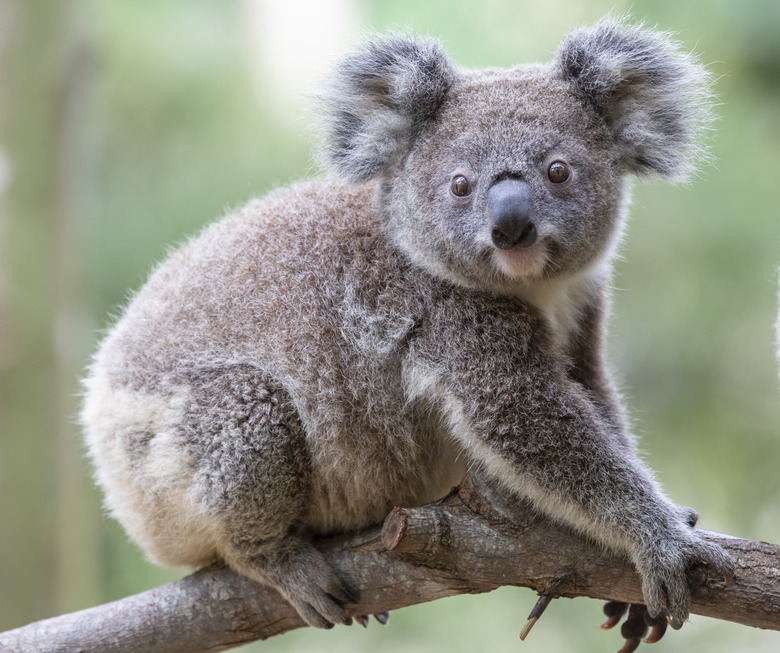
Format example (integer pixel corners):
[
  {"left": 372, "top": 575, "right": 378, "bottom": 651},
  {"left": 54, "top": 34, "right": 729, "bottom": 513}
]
[{"left": 487, "top": 178, "right": 537, "bottom": 250}]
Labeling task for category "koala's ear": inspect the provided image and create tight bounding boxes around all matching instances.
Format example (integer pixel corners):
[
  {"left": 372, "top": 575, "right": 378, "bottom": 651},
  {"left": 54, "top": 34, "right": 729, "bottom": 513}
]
[
  {"left": 555, "top": 17, "right": 713, "bottom": 181},
  {"left": 318, "top": 34, "right": 457, "bottom": 182}
]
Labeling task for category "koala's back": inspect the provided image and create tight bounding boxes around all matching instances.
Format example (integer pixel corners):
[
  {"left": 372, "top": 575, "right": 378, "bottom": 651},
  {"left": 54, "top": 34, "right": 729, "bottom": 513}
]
[{"left": 82, "top": 179, "right": 465, "bottom": 566}]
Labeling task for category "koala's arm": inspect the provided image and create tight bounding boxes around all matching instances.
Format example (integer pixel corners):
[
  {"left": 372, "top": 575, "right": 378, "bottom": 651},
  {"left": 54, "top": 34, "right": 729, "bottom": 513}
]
[{"left": 410, "top": 302, "right": 732, "bottom": 627}]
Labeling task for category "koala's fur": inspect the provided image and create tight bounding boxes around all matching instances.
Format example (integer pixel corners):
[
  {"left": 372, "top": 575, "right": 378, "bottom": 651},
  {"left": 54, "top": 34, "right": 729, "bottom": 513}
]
[{"left": 82, "top": 17, "right": 733, "bottom": 630}]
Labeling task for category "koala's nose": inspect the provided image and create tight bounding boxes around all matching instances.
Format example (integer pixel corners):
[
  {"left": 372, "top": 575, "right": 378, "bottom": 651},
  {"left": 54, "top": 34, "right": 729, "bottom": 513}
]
[{"left": 487, "top": 178, "right": 537, "bottom": 250}]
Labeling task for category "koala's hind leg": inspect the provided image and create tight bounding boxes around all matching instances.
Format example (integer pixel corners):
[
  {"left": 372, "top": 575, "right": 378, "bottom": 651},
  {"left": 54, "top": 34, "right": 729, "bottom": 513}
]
[
  {"left": 223, "top": 529, "right": 357, "bottom": 629},
  {"left": 187, "top": 367, "right": 355, "bottom": 628}
]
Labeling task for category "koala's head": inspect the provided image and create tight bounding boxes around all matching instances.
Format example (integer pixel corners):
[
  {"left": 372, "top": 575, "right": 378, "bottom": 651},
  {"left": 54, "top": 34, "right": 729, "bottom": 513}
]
[{"left": 320, "top": 17, "right": 712, "bottom": 291}]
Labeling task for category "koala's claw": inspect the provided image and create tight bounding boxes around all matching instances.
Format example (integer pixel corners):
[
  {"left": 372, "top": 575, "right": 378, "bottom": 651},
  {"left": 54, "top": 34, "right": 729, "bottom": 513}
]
[
  {"left": 615, "top": 638, "right": 641, "bottom": 653},
  {"left": 600, "top": 602, "right": 668, "bottom": 652},
  {"left": 350, "top": 612, "right": 390, "bottom": 627},
  {"left": 641, "top": 614, "right": 668, "bottom": 644},
  {"left": 598, "top": 600, "right": 628, "bottom": 630},
  {"left": 373, "top": 611, "right": 390, "bottom": 624}
]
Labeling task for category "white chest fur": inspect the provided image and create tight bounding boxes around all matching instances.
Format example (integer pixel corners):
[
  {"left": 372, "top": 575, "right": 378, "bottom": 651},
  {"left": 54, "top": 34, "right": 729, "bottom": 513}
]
[{"left": 513, "top": 267, "right": 601, "bottom": 350}]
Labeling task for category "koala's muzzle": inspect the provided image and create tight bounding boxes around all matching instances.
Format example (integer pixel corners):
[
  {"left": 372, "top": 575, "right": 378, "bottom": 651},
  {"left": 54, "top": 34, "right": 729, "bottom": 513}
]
[{"left": 488, "top": 179, "right": 537, "bottom": 250}]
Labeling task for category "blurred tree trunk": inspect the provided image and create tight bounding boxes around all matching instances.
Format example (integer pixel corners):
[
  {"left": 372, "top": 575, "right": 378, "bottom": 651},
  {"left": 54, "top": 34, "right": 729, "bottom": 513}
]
[{"left": 0, "top": 0, "right": 99, "bottom": 630}]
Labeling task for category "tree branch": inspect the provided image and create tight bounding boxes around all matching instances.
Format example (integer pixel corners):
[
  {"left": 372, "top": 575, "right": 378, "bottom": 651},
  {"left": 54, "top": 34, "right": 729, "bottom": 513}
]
[{"left": 1, "top": 475, "right": 778, "bottom": 653}]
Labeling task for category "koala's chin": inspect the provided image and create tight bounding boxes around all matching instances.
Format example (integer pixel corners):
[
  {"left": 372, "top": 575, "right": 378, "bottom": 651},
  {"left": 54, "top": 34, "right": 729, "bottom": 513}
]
[{"left": 489, "top": 243, "right": 549, "bottom": 283}]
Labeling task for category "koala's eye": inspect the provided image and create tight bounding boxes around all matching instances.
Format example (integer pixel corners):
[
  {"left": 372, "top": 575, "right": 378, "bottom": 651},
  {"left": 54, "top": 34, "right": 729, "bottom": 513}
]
[
  {"left": 547, "top": 161, "right": 570, "bottom": 184},
  {"left": 450, "top": 175, "right": 472, "bottom": 197}
]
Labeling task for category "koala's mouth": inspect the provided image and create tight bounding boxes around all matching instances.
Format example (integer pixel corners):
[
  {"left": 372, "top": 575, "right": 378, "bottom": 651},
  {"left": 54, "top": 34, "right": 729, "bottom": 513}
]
[{"left": 490, "top": 241, "right": 548, "bottom": 281}]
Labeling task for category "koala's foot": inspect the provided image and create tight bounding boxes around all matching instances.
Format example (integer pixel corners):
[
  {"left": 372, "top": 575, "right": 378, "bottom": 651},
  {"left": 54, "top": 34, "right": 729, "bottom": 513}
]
[
  {"left": 223, "top": 536, "right": 358, "bottom": 629},
  {"left": 598, "top": 601, "right": 667, "bottom": 651},
  {"left": 634, "top": 526, "right": 734, "bottom": 629}
]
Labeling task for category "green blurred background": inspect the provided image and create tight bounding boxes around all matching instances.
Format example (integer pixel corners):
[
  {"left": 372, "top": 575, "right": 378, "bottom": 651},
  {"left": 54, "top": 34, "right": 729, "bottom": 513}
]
[{"left": 1, "top": 0, "right": 779, "bottom": 651}]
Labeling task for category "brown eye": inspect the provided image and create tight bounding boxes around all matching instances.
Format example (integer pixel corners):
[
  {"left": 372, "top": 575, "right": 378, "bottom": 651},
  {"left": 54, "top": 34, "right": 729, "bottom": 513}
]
[
  {"left": 450, "top": 175, "right": 472, "bottom": 197},
  {"left": 547, "top": 161, "right": 570, "bottom": 184}
]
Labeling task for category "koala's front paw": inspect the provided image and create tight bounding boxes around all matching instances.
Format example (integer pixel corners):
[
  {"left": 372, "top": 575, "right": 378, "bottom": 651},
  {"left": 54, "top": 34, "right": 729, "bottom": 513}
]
[{"left": 635, "top": 527, "right": 734, "bottom": 629}]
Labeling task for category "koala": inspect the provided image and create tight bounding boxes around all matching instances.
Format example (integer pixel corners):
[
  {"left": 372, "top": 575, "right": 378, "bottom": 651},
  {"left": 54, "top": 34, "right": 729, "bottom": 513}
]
[{"left": 82, "top": 17, "right": 734, "bottom": 633}]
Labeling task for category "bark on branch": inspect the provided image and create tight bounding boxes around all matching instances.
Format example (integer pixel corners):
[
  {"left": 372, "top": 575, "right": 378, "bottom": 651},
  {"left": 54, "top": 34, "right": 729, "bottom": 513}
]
[{"left": 1, "top": 475, "right": 778, "bottom": 653}]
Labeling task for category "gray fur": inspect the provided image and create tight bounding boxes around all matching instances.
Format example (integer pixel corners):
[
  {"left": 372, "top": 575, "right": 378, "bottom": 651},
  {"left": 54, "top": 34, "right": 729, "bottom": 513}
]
[{"left": 82, "top": 17, "right": 732, "bottom": 631}]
